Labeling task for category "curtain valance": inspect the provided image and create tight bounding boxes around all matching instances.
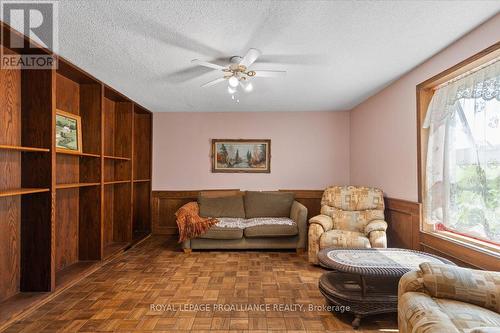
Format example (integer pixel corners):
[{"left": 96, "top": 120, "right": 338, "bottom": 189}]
[{"left": 423, "top": 60, "right": 500, "bottom": 128}]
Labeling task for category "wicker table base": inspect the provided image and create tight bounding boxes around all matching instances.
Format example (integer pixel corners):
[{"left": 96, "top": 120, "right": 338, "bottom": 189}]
[
  {"left": 317, "top": 248, "right": 455, "bottom": 329},
  {"left": 319, "top": 272, "right": 399, "bottom": 328}
]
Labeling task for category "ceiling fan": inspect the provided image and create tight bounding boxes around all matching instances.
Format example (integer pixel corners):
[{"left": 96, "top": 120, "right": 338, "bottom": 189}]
[{"left": 191, "top": 48, "right": 286, "bottom": 93}]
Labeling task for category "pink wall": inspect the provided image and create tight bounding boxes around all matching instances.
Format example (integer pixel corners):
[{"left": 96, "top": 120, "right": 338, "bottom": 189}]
[
  {"left": 349, "top": 14, "right": 500, "bottom": 202},
  {"left": 153, "top": 111, "right": 350, "bottom": 190}
]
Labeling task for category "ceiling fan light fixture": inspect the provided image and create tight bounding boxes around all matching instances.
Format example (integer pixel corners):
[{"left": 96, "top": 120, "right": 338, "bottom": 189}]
[
  {"left": 228, "top": 76, "right": 239, "bottom": 88},
  {"left": 243, "top": 82, "right": 253, "bottom": 92},
  {"left": 192, "top": 48, "right": 287, "bottom": 92}
]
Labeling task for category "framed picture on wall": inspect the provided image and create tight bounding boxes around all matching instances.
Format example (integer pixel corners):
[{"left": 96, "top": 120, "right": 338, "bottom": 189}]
[
  {"left": 211, "top": 139, "right": 271, "bottom": 173},
  {"left": 55, "top": 110, "right": 82, "bottom": 153}
]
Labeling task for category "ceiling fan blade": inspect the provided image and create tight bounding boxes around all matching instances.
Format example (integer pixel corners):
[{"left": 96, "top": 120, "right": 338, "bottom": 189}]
[
  {"left": 201, "top": 77, "right": 226, "bottom": 88},
  {"left": 191, "top": 59, "right": 226, "bottom": 70},
  {"left": 253, "top": 70, "right": 286, "bottom": 78},
  {"left": 240, "top": 48, "right": 262, "bottom": 68}
]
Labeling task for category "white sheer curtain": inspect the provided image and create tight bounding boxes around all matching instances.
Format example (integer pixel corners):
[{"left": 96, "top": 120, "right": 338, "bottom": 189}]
[{"left": 423, "top": 59, "right": 500, "bottom": 244}]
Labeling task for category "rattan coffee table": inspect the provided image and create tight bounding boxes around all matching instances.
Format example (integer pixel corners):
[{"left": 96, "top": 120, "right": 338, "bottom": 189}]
[{"left": 317, "top": 248, "right": 455, "bottom": 329}]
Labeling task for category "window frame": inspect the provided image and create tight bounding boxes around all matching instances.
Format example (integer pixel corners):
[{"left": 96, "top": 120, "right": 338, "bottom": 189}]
[{"left": 416, "top": 42, "right": 500, "bottom": 266}]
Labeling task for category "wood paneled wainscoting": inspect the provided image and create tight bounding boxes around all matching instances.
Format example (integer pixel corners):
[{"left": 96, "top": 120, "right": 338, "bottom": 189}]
[
  {"left": 152, "top": 191, "right": 499, "bottom": 270},
  {"left": 152, "top": 190, "right": 419, "bottom": 248},
  {"left": 151, "top": 190, "right": 324, "bottom": 235},
  {"left": 384, "top": 198, "right": 421, "bottom": 250}
]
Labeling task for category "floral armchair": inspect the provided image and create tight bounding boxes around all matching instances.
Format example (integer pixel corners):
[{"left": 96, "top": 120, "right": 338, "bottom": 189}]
[{"left": 308, "top": 186, "right": 388, "bottom": 264}]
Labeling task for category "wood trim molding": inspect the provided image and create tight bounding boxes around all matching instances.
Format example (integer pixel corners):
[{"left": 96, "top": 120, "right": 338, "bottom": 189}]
[
  {"left": 420, "top": 232, "right": 500, "bottom": 271},
  {"left": 417, "top": 42, "right": 500, "bottom": 90},
  {"left": 415, "top": 42, "right": 500, "bottom": 270},
  {"left": 416, "top": 42, "right": 500, "bottom": 202}
]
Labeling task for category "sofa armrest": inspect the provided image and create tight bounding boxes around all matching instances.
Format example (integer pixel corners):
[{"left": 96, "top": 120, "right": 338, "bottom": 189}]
[
  {"left": 419, "top": 262, "right": 500, "bottom": 313},
  {"left": 290, "top": 201, "right": 308, "bottom": 249},
  {"left": 364, "top": 219, "right": 388, "bottom": 234},
  {"left": 398, "top": 270, "right": 425, "bottom": 300},
  {"left": 308, "top": 214, "right": 333, "bottom": 232}
]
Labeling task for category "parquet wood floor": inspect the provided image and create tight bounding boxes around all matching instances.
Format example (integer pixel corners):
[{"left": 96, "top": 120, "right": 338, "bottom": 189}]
[{"left": 3, "top": 236, "right": 398, "bottom": 332}]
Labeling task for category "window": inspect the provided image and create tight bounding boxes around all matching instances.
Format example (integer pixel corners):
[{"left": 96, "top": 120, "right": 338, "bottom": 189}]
[{"left": 423, "top": 59, "right": 500, "bottom": 247}]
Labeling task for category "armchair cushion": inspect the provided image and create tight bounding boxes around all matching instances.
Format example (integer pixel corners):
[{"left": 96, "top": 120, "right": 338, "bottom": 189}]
[
  {"left": 321, "top": 206, "right": 385, "bottom": 233},
  {"left": 319, "top": 230, "right": 371, "bottom": 249},
  {"left": 364, "top": 220, "right": 388, "bottom": 234},
  {"left": 308, "top": 214, "right": 333, "bottom": 232},
  {"left": 419, "top": 262, "right": 500, "bottom": 313},
  {"left": 321, "top": 185, "right": 384, "bottom": 211}
]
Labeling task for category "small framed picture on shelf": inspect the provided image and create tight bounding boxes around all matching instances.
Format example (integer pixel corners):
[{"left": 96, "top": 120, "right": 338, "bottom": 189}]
[{"left": 55, "top": 110, "right": 82, "bottom": 153}]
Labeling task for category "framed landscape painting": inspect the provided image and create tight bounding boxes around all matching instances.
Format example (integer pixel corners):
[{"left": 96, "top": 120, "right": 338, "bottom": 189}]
[
  {"left": 55, "top": 110, "right": 82, "bottom": 153},
  {"left": 212, "top": 139, "right": 271, "bottom": 173}
]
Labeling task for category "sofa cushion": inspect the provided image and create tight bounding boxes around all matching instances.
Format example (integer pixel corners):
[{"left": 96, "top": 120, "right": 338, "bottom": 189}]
[
  {"left": 197, "top": 226, "right": 243, "bottom": 240},
  {"left": 244, "top": 218, "right": 298, "bottom": 238},
  {"left": 198, "top": 194, "right": 245, "bottom": 218},
  {"left": 244, "top": 191, "right": 295, "bottom": 218},
  {"left": 398, "top": 291, "right": 500, "bottom": 333}
]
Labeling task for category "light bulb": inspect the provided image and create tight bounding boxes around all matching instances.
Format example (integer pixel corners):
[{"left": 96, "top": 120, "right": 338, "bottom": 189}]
[
  {"left": 243, "top": 82, "right": 253, "bottom": 92},
  {"left": 228, "top": 76, "right": 239, "bottom": 88},
  {"left": 227, "top": 86, "right": 236, "bottom": 94}
]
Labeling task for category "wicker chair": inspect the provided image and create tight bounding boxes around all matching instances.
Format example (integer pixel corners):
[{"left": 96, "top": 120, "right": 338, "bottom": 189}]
[{"left": 308, "top": 186, "right": 388, "bottom": 264}]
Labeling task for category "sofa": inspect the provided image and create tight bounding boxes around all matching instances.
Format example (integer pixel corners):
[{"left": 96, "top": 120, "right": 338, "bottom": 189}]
[
  {"left": 398, "top": 262, "right": 500, "bottom": 333},
  {"left": 182, "top": 190, "right": 308, "bottom": 252},
  {"left": 308, "top": 185, "right": 388, "bottom": 264}
]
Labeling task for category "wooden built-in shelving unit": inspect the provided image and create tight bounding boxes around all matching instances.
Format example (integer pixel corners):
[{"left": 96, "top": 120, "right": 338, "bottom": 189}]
[
  {"left": 0, "top": 22, "right": 153, "bottom": 329},
  {"left": 132, "top": 105, "right": 153, "bottom": 241}
]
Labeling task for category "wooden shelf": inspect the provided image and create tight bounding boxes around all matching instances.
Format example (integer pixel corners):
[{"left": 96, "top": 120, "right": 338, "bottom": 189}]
[
  {"left": 55, "top": 182, "right": 100, "bottom": 189},
  {"left": 0, "top": 188, "right": 50, "bottom": 198},
  {"left": 56, "top": 150, "right": 100, "bottom": 158},
  {"left": 133, "top": 179, "right": 150, "bottom": 183},
  {"left": 104, "top": 155, "right": 131, "bottom": 161},
  {"left": 104, "top": 180, "right": 130, "bottom": 185},
  {"left": 0, "top": 144, "right": 50, "bottom": 152},
  {"left": 0, "top": 22, "right": 152, "bottom": 330}
]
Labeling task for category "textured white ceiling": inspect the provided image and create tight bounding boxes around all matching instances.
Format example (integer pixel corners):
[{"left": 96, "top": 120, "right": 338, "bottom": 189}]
[{"left": 56, "top": 1, "right": 499, "bottom": 112}]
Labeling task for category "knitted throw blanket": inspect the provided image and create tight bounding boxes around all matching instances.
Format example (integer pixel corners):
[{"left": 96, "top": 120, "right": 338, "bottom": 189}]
[{"left": 175, "top": 202, "right": 218, "bottom": 243}]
